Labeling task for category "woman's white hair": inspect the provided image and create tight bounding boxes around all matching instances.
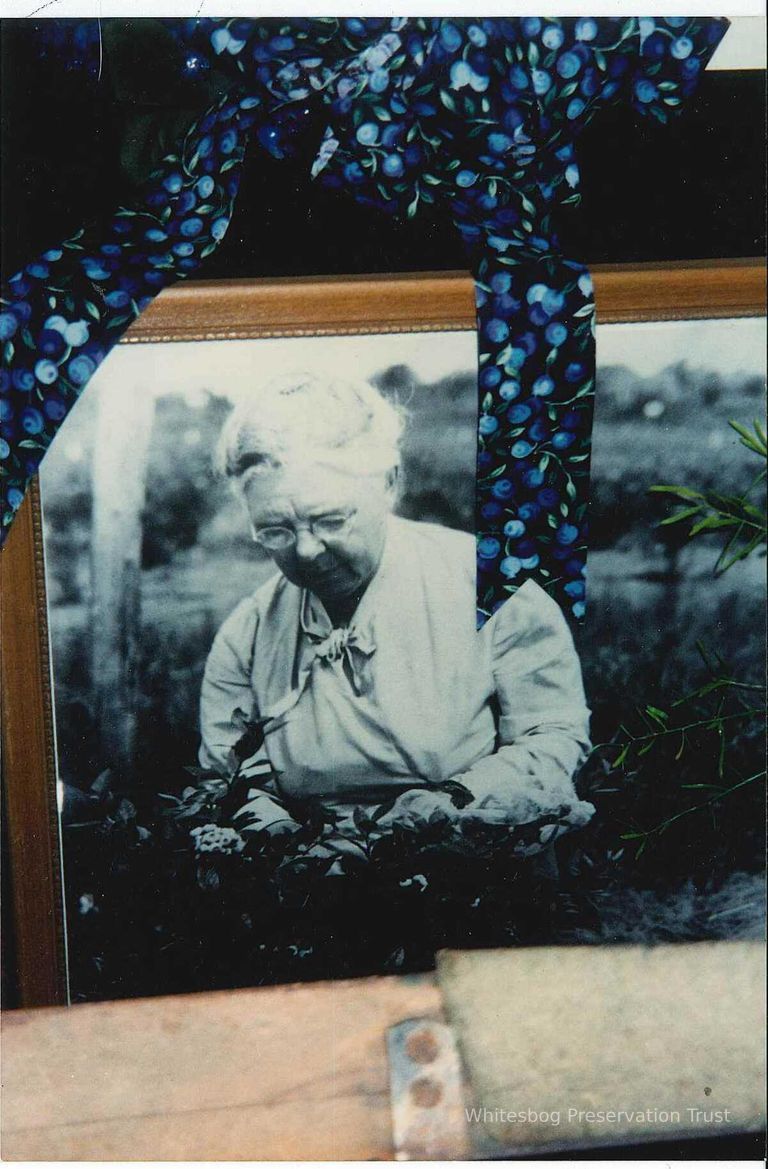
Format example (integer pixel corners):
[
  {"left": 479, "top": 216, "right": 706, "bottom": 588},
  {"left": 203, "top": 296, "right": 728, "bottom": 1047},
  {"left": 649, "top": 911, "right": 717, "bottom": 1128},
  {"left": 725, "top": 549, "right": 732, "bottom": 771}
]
[{"left": 217, "top": 371, "right": 405, "bottom": 489}]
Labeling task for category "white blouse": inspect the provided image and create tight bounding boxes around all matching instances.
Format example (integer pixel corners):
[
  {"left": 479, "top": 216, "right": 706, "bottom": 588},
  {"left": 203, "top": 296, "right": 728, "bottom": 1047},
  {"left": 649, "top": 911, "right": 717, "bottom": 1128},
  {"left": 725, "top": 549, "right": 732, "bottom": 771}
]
[{"left": 199, "top": 515, "right": 594, "bottom": 829}]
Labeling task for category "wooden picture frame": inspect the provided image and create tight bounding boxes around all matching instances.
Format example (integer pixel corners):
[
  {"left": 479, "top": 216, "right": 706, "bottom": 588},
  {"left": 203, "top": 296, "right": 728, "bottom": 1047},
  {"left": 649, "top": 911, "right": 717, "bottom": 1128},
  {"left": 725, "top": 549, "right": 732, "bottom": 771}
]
[{"left": 1, "top": 257, "right": 764, "bottom": 1008}]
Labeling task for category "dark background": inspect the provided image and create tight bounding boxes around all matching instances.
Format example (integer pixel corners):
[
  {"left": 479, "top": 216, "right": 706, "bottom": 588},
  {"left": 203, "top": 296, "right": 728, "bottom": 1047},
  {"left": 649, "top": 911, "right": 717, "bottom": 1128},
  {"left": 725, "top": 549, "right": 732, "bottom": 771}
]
[{"left": 0, "top": 18, "right": 765, "bottom": 283}]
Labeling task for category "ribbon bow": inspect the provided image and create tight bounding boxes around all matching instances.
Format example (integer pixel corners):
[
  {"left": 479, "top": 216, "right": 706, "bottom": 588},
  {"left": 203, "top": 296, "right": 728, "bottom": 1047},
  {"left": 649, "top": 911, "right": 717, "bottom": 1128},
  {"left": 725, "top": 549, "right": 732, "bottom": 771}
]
[
  {"left": 308, "top": 623, "right": 376, "bottom": 695},
  {"left": 259, "top": 609, "right": 377, "bottom": 727}
]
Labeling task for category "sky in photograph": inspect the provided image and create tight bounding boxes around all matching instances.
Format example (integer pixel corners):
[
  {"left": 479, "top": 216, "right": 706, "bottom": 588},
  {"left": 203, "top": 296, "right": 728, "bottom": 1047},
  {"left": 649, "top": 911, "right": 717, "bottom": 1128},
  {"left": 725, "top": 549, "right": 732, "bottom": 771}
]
[{"left": 87, "top": 315, "right": 766, "bottom": 411}]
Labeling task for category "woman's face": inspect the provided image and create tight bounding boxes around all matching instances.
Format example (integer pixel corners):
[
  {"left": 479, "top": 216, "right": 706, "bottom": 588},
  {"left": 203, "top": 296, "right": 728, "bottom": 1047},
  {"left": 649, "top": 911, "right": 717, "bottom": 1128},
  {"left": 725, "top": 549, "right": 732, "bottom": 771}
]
[{"left": 242, "top": 460, "right": 395, "bottom": 610}]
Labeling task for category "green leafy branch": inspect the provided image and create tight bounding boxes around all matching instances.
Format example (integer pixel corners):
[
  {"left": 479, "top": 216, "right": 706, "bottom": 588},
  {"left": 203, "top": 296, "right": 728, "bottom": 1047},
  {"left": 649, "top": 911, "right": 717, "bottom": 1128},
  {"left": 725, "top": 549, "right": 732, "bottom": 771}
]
[
  {"left": 620, "top": 770, "right": 766, "bottom": 858},
  {"left": 591, "top": 416, "right": 766, "bottom": 858},
  {"left": 649, "top": 419, "right": 766, "bottom": 573},
  {"left": 591, "top": 639, "right": 765, "bottom": 856},
  {"left": 597, "top": 639, "right": 764, "bottom": 770}
]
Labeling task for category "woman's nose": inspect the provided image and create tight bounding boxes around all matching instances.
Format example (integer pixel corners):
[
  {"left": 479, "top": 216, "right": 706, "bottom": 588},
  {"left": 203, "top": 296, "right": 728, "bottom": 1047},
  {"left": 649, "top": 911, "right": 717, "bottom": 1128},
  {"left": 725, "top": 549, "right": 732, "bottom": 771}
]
[{"left": 293, "top": 527, "right": 325, "bottom": 561}]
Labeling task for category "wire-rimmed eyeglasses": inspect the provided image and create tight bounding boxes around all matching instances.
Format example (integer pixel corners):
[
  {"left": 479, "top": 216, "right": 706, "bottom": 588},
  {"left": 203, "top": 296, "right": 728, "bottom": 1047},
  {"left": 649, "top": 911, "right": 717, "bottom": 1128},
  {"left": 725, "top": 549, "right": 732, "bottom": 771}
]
[{"left": 251, "top": 508, "right": 357, "bottom": 552}]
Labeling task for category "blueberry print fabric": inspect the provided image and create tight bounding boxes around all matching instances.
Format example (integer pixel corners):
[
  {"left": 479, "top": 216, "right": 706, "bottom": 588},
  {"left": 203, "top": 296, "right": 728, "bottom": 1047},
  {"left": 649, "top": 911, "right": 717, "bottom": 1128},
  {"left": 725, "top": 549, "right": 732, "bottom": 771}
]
[{"left": 0, "top": 17, "right": 728, "bottom": 627}]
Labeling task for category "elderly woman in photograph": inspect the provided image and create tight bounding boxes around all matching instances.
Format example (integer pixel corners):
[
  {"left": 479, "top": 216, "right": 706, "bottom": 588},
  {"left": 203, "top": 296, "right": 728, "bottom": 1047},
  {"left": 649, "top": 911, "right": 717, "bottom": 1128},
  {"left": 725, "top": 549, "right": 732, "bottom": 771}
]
[{"left": 199, "top": 372, "right": 593, "bottom": 847}]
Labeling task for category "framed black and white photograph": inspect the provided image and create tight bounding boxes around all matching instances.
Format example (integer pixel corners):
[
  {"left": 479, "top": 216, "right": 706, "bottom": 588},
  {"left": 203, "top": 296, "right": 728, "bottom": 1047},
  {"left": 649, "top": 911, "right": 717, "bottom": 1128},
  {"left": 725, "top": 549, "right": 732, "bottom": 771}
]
[{"left": 2, "top": 264, "right": 764, "bottom": 1010}]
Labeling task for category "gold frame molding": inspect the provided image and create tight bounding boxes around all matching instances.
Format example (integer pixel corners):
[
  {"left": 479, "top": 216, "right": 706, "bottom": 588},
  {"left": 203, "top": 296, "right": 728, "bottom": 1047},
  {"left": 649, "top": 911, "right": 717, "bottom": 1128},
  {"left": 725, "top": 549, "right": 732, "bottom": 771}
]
[
  {"left": 1, "top": 260, "right": 765, "bottom": 1008},
  {"left": 128, "top": 259, "right": 765, "bottom": 343}
]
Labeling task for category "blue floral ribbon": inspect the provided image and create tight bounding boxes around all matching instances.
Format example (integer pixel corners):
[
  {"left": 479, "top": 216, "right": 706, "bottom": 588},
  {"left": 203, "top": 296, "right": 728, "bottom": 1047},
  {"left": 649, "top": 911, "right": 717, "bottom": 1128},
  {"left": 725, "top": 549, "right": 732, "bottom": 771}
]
[{"left": 0, "top": 17, "right": 729, "bottom": 627}]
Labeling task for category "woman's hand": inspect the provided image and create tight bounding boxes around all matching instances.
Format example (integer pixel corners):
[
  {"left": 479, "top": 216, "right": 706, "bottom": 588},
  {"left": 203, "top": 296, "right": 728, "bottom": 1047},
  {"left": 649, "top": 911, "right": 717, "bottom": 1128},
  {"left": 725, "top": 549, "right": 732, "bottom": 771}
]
[
  {"left": 370, "top": 785, "right": 555, "bottom": 834},
  {"left": 371, "top": 788, "right": 461, "bottom": 831}
]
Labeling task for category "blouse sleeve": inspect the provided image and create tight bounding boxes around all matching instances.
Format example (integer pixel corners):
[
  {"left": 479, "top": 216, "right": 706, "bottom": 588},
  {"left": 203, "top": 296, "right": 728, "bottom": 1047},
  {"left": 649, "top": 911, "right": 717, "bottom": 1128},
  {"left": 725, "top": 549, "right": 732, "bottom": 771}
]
[
  {"left": 457, "top": 579, "right": 594, "bottom": 828},
  {"left": 198, "top": 596, "right": 261, "bottom": 774}
]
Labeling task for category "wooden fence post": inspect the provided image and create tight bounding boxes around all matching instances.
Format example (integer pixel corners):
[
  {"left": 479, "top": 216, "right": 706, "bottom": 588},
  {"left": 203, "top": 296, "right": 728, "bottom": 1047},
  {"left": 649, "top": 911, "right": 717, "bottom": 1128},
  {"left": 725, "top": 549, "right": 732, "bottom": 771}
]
[{"left": 90, "top": 380, "right": 155, "bottom": 778}]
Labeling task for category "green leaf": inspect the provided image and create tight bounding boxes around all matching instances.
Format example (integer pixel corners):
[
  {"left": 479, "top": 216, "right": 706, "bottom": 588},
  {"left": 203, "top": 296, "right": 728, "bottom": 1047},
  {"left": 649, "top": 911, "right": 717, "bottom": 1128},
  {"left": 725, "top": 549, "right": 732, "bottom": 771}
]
[
  {"left": 737, "top": 502, "right": 766, "bottom": 522},
  {"left": 658, "top": 506, "right": 701, "bottom": 526},
  {"left": 701, "top": 491, "right": 743, "bottom": 511},
  {"left": 108, "top": 313, "right": 136, "bottom": 331},
  {"left": 717, "top": 531, "right": 765, "bottom": 573},
  {"left": 729, "top": 419, "right": 767, "bottom": 457},
  {"left": 649, "top": 484, "right": 705, "bottom": 500},
  {"left": 689, "top": 515, "right": 738, "bottom": 536}
]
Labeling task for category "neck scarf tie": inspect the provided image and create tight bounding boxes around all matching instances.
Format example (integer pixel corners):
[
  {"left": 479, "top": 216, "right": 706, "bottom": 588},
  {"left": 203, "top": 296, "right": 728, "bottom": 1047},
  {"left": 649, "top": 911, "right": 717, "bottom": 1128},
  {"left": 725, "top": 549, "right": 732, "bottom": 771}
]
[
  {"left": 308, "top": 625, "right": 377, "bottom": 696},
  {"left": 258, "top": 590, "right": 376, "bottom": 728}
]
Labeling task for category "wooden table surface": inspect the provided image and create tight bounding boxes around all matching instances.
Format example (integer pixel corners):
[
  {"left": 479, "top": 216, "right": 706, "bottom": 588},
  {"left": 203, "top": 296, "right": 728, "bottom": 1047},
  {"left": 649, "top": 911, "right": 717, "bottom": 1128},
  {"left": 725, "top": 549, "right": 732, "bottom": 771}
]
[{"left": 1, "top": 973, "right": 442, "bottom": 1161}]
